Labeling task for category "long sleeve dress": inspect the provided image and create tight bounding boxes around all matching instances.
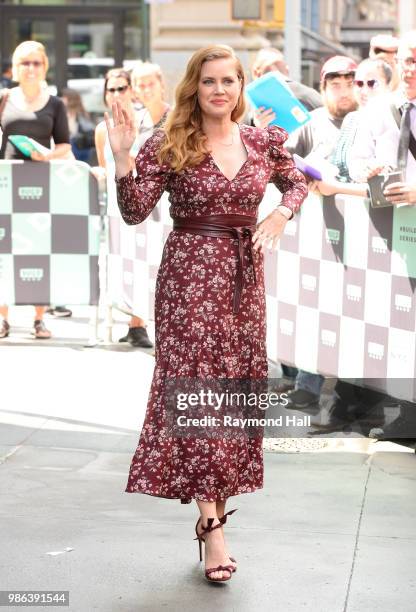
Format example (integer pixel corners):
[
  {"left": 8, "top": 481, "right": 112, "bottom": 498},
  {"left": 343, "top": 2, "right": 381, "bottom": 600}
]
[{"left": 116, "top": 124, "right": 307, "bottom": 504}]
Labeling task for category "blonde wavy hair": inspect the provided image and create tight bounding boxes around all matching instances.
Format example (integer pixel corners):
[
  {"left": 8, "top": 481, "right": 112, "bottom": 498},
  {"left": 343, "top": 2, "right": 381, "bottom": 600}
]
[
  {"left": 12, "top": 40, "right": 49, "bottom": 82},
  {"left": 132, "top": 60, "right": 165, "bottom": 103},
  {"left": 132, "top": 60, "right": 163, "bottom": 85},
  {"left": 157, "top": 45, "right": 246, "bottom": 172}
]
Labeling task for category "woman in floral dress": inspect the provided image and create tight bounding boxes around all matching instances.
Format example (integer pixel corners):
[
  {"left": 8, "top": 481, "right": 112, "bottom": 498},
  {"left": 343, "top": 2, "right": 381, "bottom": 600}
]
[{"left": 106, "top": 45, "right": 307, "bottom": 582}]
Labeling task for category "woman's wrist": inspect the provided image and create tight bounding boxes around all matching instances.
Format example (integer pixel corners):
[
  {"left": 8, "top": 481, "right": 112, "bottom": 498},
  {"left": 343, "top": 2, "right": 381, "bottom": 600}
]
[
  {"left": 114, "top": 152, "right": 132, "bottom": 179},
  {"left": 114, "top": 152, "right": 130, "bottom": 165},
  {"left": 275, "top": 205, "right": 292, "bottom": 220}
]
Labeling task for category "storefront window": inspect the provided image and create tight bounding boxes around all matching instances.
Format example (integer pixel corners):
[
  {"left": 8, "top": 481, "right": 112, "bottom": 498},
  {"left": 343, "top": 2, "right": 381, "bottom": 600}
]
[
  {"left": 124, "top": 9, "right": 145, "bottom": 61},
  {"left": 8, "top": 18, "right": 56, "bottom": 83},
  {"left": 67, "top": 20, "right": 115, "bottom": 113},
  {"left": 1, "top": 0, "right": 139, "bottom": 4}
]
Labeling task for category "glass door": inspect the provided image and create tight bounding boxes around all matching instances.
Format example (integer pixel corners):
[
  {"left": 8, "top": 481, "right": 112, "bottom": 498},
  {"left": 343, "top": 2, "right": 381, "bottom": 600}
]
[
  {"left": 0, "top": 6, "right": 139, "bottom": 105},
  {"left": 5, "top": 18, "right": 57, "bottom": 86},
  {"left": 67, "top": 19, "right": 116, "bottom": 113}
]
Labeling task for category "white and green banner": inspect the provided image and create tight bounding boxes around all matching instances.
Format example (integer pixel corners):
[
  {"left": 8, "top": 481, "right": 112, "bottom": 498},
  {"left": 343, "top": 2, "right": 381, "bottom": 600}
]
[
  {"left": 0, "top": 160, "right": 101, "bottom": 305},
  {"left": 264, "top": 191, "right": 416, "bottom": 400}
]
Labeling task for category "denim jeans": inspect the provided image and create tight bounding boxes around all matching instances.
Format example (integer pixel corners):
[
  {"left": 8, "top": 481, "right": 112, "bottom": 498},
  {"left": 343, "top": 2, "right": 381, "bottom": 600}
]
[{"left": 295, "top": 370, "right": 324, "bottom": 396}]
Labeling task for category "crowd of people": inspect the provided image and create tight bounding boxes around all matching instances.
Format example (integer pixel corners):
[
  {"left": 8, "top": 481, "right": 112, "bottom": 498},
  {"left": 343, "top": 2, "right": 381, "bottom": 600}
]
[
  {"left": 0, "top": 33, "right": 415, "bottom": 416},
  {"left": 1, "top": 31, "right": 415, "bottom": 584},
  {"left": 247, "top": 32, "right": 416, "bottom": 441},
  {"left": 0, "top": 41, "right": 167, "bottom": 347}
]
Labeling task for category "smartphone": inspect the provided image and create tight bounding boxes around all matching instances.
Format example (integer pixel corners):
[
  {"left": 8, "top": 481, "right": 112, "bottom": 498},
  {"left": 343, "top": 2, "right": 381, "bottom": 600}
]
[{"left": 367, "top": 171, "right": 404, "bottom": 208}]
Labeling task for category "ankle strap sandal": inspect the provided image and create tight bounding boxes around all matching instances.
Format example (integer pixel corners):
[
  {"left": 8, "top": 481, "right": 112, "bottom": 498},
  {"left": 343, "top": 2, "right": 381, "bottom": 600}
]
[
  {"left": 194, "top": 508, "right": 238, "bottom": 542},
  {"left": 194, "top": 509, "right": 238, "bottom": 582}
]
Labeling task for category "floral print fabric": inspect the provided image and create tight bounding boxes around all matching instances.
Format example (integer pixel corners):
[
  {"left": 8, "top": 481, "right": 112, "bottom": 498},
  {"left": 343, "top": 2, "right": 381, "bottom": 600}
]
[{"left": 116, "top": 124, "right": 307, "bottom": 503}]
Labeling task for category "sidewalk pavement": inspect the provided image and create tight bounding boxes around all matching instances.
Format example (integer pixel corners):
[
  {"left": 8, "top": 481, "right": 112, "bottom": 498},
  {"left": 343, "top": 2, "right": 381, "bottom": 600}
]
[{"left": 1, "top": 307, "right": 415, "bottom": 612}]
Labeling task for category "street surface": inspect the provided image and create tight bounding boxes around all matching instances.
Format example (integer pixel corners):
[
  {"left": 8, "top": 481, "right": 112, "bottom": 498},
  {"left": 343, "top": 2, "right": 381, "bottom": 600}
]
[{"left": 1, "top": 306, "right": 415, "bottom": 611}]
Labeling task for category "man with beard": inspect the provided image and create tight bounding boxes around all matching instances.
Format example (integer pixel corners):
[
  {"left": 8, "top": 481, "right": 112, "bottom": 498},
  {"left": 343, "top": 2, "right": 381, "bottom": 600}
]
[
  {"left": 285, "top": 55, "right": 358, "bottom": 161},
  {"left": 284, "top": 56, "right": 358, "bottom": 410}
]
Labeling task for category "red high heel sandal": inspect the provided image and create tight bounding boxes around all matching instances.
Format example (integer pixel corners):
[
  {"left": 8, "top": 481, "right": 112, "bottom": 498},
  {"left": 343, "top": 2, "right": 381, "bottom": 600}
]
[{"left": 194, "top": 509, "right": 238, "bottom": 582}]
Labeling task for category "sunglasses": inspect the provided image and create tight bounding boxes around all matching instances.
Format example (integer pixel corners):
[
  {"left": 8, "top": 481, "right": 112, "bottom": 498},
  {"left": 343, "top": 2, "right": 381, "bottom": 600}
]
[
  {"left": 106, "top": 85, "right": 129, "bottom": 94},
  {"left": 372, "top": 47, "right": 397, "bottom": 55},
  {"left": 20, "top": 60, "right": 43, "bottom": 68},
  {"left": 354, "top": 79, "right": 379, "bottom": 89}
]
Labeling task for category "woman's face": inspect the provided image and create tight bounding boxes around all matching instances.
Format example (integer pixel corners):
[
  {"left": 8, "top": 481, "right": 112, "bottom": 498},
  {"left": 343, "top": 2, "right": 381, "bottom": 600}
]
[
  {"left": 16, "top": 51, "right": 47, "bottom": 85},
  {"left": 134, "top": 74, "right": 163, "bottom": 106},
  {"left": 353, "top": 65, "right": 389, "bottom": 107},
  {"left": 197, "top": 57, "right": 242, "bottom": 120},
  {"left": 105, "top": 76, "right": 132, "bottom": 111}
]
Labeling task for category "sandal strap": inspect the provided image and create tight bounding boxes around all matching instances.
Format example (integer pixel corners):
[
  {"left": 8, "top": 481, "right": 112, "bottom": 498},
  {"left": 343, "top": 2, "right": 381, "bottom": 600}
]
[
  {"left": 218, "top": 508, "right": 238, "bottom": 525},
  {"left": 205, "top": 565, "right": 234, "bottom": 576},
  {"left": 0, "top": 320, "right": 10, "bottom": 337},
  {"left": 194, "top": 509, "right": 238, "bottom": 541},
  {"left": 194, "top": 518, "right": 223, "bottom": 540}
]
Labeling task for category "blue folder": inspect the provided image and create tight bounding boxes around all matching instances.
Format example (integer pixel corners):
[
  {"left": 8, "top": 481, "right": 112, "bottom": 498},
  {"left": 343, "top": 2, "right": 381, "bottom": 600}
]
[{"left": 246, "top": 72, "right": 311, "bottom": 134}]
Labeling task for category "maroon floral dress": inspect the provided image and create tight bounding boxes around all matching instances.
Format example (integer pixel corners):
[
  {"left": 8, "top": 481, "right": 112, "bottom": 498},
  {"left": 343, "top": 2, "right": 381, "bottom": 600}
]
[{"left": 116, "top": 124, "right": 307, "bottom": 503}]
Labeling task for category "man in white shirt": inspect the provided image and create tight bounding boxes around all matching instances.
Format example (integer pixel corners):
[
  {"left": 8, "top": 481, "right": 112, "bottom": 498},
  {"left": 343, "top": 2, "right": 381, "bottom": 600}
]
[
  {"left": 350, "top": 30, "right": 416, "bottom": 205},
  {"left": 349, "top": 31, "right": 416, "bottom": 443}
]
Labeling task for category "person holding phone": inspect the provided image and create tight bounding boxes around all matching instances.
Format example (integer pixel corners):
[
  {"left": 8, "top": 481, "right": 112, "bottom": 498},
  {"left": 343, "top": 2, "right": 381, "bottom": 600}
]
[
  {"left": 349, "top": 31, "right": 416, "bottom": 443},
  {"left": 349, "top": 30, "right": 416, "bottom": 206},
  {"left": 310, "top": 57, "right": 392, "bottom": 198}
]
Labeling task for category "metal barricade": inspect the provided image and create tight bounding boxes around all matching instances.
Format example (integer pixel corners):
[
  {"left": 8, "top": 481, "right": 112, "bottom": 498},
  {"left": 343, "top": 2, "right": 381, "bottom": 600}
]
[{"left": 262, "top": 189, "right": 416, "bottom": 401}]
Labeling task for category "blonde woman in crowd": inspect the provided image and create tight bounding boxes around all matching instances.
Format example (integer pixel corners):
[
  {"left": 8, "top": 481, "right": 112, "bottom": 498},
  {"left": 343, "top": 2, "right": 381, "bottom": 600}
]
[
  {"left": 0, "top": 40, "right": 70, "bottom": 339},
  {"left": 131, "top": 60, "right": 170, "bottom": 129}
]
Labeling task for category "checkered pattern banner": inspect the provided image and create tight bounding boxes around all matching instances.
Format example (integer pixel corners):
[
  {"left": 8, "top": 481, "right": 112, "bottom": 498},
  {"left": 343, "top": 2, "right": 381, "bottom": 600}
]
[
  {"left": 106, "top": 180, "right": 416, "bottom": 399},
  {"left": 263, "top": 189, "right": 416, "bottom": 401},
  {"left": 106, "top": 186, "right": 171, "bottom": 319},
  {"left": 0, "top": 161, "right": 101, "bottom": 305}
]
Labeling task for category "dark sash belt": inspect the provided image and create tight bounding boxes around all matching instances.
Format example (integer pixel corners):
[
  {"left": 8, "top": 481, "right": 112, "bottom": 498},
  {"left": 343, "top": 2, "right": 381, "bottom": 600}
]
[{"left": 172, "top": 214, "right": 258, "bottom": 314}]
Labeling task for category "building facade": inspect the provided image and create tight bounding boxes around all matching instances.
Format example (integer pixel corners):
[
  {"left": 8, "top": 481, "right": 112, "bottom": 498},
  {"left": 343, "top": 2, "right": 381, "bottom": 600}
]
[
  {"left": 341, "top": 0, "right": 398, "bottom": 58},
  {"left": 151, "top": 0, "right": 348, "bottom": 94},
  {"left": 0, "top": 0, "right": 149, "bottom": 107},
  {"left": 1, "top": 0, "right": 415, "bottom": 109}
]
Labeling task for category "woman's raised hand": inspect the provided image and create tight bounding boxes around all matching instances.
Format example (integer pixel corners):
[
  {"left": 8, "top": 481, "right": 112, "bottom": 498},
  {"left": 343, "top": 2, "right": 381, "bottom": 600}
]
[{"left": 104, "top": 101, "right": 135, "bottom": 157}]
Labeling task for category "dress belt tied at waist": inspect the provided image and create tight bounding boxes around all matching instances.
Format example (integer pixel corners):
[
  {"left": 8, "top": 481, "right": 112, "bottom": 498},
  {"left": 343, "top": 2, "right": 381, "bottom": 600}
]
[{"left": 172, "top": 215, "right": 258, "bottom": 314}]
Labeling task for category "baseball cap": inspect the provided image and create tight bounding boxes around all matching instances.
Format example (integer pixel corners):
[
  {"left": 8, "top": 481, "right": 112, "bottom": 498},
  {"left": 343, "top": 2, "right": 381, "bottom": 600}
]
[
  {"left": 320, "top": 56, "right": 358, "bottom": 81},
  {"left": 370, "top": 34, "right": 399, "bottom": 53}
]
